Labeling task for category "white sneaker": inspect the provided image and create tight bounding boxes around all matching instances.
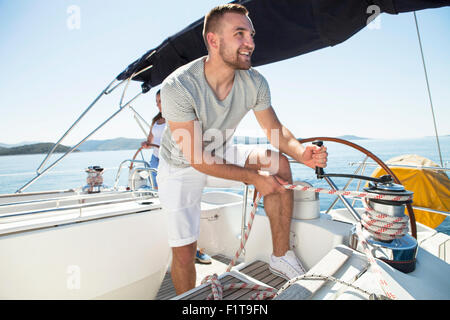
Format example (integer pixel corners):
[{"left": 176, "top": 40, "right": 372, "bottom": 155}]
[{"left": 269, "top": 250, "right": 306, "bottom": 280}]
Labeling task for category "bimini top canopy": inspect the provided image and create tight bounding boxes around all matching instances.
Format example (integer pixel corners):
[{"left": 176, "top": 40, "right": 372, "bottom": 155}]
[{"left": 116, "top": 0, "right": 450, "bottom": 88}]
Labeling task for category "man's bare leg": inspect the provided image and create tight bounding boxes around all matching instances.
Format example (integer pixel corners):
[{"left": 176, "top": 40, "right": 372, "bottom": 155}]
[
  {"left": 170, "top": 241, "right": 197, "bottom": 295},
  {"left": 245, "top": 149, "right": 293, "bottom": 256}
]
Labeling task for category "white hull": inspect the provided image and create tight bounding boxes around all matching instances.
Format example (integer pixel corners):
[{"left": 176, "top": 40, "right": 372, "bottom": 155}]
[{"left": 0, "top": 190, "right": 170, "bottom": 299}]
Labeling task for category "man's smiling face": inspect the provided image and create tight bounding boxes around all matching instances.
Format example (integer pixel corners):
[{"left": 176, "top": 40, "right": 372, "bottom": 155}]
[{"left": 216, "top": 12, "right": 255, "bottom": 70}]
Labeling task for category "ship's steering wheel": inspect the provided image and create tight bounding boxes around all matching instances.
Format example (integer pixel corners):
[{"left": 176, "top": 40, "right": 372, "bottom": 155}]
[
  {"left": 129, "top": 143, "right": 160, "bottom": 171},
  {"left": 299, "top": 137, "right": 417, "bottom": 239}
]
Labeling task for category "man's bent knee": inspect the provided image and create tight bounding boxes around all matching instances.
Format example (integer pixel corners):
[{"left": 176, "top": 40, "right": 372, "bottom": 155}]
[
  {"left": 278, "top": 154, "right": 292, "bottom": 182},
  {"left": 246, "top": 149, "right": 277, "bottom": 172},
  {"left": 246, "top": 149, "right": 291, "bottom": 179}
]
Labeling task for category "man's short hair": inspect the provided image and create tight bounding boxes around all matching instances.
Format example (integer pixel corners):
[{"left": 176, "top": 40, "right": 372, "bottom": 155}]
[{"left": 202, "top": 3, "right": 249, "bottom": 49}]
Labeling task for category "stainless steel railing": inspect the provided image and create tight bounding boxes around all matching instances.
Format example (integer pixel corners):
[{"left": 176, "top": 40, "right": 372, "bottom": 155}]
[
  {"left": 0, "top": 189, "right": 158, "bottom": 227},
  {"left": 113, "top": 159, "right": 157, "bottom": 190}
]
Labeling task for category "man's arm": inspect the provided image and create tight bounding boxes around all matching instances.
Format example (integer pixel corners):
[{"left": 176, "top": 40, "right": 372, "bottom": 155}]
[
  {"left": 253, "top": 107, "right": 327, "bottom": 169},
  {"left": 168, "top": 119, "right": 286, "bottom": 195}
]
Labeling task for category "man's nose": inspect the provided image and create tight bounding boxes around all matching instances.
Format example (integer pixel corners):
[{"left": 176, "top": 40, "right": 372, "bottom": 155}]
[{"left": 244, "top": 35, "right": 255, "bottom": 50}]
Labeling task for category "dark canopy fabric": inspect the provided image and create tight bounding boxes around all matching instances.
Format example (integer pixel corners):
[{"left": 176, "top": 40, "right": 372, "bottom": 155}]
[{"left": 116, "top": 0, "right": 449, "bottom": 88}]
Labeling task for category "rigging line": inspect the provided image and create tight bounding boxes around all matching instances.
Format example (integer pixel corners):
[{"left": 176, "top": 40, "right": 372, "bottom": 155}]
[
  {"left": 133, "top": 114, "right": 150, "bottom": 138},
  {"left": 130, "top": 106, "right": 151, "bottom": 130},
  {"left": 413, "top": 11, "right": 444, "bottom": 167}
]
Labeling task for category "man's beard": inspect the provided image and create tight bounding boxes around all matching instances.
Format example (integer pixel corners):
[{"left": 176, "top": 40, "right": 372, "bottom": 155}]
[{"left": 219, "top": 41, "right": 252, "bottom": 70}]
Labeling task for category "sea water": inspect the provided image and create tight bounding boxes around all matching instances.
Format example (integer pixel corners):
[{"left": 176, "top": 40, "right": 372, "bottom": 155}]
[{"left": 0, "top": 136, "right": 448, "bottom": 234}]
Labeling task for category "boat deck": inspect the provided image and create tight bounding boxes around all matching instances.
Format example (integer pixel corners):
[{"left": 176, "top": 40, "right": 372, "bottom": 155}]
[{"left": 156, "top": 255, "right": 287, "bottom": 300}]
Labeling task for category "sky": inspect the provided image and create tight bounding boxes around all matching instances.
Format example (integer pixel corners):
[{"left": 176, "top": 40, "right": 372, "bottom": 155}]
[{"left": 0, "top": 0, "right": 449, "bottom": 146}]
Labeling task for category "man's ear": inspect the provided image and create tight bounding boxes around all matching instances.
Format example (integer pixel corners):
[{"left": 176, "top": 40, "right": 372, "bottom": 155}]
[{"left": 206, "top": 32, "right": 219, "bottom": 50}]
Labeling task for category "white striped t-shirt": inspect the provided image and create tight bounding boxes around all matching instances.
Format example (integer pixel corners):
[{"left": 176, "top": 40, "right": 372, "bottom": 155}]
[{"left": 160, "top": 56, "right": 271, "bottom": 167}]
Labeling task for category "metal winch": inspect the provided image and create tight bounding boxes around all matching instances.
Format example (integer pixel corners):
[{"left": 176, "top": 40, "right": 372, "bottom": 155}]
[
  {"left": 350, "top": 178, "right": 418, "bottom": 273},
  {"left": 310, "top": 140, "right": 418, "bottom": 274},
  {"left": 83, "top": 165, "right": 104, "bottom": 193}
]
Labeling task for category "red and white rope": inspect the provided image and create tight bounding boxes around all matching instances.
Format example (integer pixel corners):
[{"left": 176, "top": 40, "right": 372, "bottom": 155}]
[
  {"left": 361, "top": 199, "right": 409, "bottom": 241},
  {"left": 201, "top": 193, "right": 277, "bottom": 300},
  {"left": 225, "top": 192, "right": 262, "bottom": 273},
  {"left": 202, "top": 182, "right": 411, "bottom": 300},
  {"left": 283, "top": 184, "right": 411, "bottom": 241},
  {"left": 353, "top": 223, "right": 398, "bottom": 299},
  {"left": 283, "top": 184, "right": 412, "bottom": 202},
  {"left": 201, "top": 273, "right": 276, "bottom": 300}
]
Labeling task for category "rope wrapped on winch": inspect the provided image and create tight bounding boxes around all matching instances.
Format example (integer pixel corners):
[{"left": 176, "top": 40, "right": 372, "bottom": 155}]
[
  {"left": 361, "top": 199, "right": 410, "bottom": 241},
  {"left": 284, "top": 184, "right": 412, "bottom": 241}
]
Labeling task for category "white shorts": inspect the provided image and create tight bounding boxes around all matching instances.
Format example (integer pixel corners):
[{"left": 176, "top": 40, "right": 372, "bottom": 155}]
[{"left": 156, "top": 144, "right": 255, "bottom": 247}]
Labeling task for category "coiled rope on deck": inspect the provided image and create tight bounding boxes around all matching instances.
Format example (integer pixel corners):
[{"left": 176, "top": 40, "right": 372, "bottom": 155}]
[{"left": 200, "top": 273, "right": 276, "bottom": 300}]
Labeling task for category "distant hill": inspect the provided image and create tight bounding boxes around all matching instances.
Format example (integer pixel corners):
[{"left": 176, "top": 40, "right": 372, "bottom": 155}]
[
  {"left": 0, "top": 143, "right": 77, "bottom": 156},
  {"left": 77, "top": 136, "right": 270, "bottom": 150},
  {"left": 76, "top": 137, "right": 142, "bottom": 151},
  {"left": 0, "top": 141, "right": 40, "bottom": 148},
  {"left": 70, "top": 135, "right": 369, "bottom": 151},
  {"left": 0, "top": 135, "right": 371, "bottom": 155},
  {"left": 336, "top": 135, "right": 369, "bottom": 140}
]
